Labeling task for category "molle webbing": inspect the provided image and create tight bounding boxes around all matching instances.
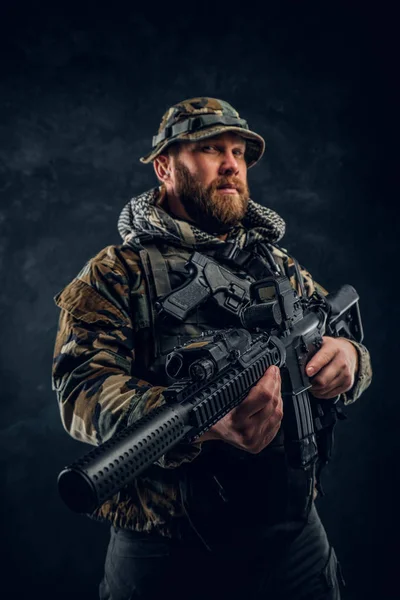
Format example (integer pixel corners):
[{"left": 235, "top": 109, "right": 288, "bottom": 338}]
[
  {"left": 133, "top": 239, "right": 307, "bottom": 362},
  {"left": 138, "top": 243, "right": 172, "bottom": 359},
  {"left": 145, "top": 245, "right": 172, "bottom": 297}
]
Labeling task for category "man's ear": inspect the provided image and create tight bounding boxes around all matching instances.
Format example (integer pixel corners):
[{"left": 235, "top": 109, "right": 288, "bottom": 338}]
[{"left": 153, "top": 155, "right": 171, "bottom": 182}]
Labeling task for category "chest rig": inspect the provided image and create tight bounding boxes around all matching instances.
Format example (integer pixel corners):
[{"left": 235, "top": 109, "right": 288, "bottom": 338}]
[{"left": 124, "top": 235, "right": 299, "bottom": 381}]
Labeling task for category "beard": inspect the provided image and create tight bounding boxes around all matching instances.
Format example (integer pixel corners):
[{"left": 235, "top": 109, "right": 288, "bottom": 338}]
[{"left": 173, "top": 160, "right": 250, "bottom": 235}]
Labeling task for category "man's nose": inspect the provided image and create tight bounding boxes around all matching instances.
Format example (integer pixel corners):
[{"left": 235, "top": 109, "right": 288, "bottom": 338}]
[{"left": 218, "top": 151, "right": 240, "bottom": 175}]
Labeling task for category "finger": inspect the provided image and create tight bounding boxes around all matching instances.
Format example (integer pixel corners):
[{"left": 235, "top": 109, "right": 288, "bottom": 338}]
[
  {"left": 311, "top": 374, "right": 342, "bottom": 398},
  {"left": 250, "top": 384, "right": 283, "bottom": 421},
  {"left": 311, "top": 380, "right": 341, "bottom": 397},
  {"left": 248, "top": 417, "right": 283, "bottom": 453},
  {"left": 311, "top": 383, "right": 345, "bottom": 400},
  {"left": 236, "top": 365, "right": 281, "bottom": 419},
  {"left": 306, "top": 342, "right": 338, "bottom": 377},
  {"left": 311, "top": 358, "right": 354, "bottom": 394},
  {"left": 241, "top": 366, "right": 281, "bottom": 418},
  {"left": 243, "top": 402, "right": 284, "bottom": 453},
  {"left": 310, "top": 360, "right": 344, "bottom": 390},
  {"left": 313, "top": 372, "right": 353, "bottom": 397}
]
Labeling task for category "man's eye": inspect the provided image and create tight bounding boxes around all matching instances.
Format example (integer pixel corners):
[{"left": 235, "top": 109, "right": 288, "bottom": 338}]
[{"left": 234, "top": 149, "right": 245, "bottom": 157}]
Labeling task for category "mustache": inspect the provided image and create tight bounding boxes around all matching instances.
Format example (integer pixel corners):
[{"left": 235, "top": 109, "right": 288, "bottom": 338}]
[{"left": 209, "top": 176, "right": 247, "bottom": 195}]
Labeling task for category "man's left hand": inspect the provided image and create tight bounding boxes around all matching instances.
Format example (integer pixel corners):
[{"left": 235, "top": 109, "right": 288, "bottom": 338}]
[{"left": 306, "top": 337, "right": 358, "bottom": 399}]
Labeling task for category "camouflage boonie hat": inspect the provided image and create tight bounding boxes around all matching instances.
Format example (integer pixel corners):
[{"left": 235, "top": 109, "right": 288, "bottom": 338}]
[{"left": 140, "top": 97, "right": 265, "bottom": 168}]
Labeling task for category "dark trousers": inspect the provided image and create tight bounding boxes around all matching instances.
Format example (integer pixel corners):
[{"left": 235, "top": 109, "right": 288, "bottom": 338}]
[{"left": 99, "top": 503, "right": 344, "bottom": 600}]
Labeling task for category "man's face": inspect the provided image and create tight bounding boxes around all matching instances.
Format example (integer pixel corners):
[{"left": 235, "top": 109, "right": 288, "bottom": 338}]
[{"left": 169, "top": 132, "right": 250, "bottom": 234}]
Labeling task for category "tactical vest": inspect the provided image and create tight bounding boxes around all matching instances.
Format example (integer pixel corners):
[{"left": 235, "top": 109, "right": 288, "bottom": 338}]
[{"left": 127, "top": 235, "right": 299, "bottom": 380}]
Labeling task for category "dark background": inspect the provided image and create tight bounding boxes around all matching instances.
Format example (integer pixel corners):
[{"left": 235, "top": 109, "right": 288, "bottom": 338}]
[{"left": 0, "top": 2, "right": 398, "bottom": 599}]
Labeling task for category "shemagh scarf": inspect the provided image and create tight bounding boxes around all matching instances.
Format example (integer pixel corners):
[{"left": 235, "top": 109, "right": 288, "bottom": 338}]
[{"left": 118, "top": 187, "right": 286, "bottom": 250}]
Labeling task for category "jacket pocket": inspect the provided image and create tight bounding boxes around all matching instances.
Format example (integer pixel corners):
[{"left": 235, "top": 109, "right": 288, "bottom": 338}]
[{"left": 54, "top": 278, "right": 128, "bottom": 326}]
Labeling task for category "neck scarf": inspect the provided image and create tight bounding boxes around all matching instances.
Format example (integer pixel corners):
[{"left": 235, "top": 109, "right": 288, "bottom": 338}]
[{"left": 118, "top": 187, "right": 286, "bottom": 250}]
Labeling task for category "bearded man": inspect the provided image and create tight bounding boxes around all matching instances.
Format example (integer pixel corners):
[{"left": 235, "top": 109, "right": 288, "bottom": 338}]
[{"left": 52, "top": 97, "right": 372, "bottom": 600}]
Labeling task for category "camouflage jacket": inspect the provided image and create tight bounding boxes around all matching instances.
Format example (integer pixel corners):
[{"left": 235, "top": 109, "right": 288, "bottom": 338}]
[{"left": 52, "top": 187, "right": 372, "bottom": 538}]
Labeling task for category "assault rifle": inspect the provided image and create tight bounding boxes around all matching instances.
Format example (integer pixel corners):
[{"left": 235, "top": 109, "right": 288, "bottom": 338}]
[{"left": 57, "top": 262, "right": 363, "bottom": 515}]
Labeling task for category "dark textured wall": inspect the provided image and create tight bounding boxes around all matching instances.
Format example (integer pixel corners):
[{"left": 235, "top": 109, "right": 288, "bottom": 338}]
[{"left": 0, "top": 3, "right": 398, "bottom": 599}]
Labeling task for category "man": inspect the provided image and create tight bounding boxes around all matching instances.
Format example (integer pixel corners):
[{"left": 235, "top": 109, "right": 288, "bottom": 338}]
[{"left": 53, "top": 97, "right": 372, "bottom": 599}]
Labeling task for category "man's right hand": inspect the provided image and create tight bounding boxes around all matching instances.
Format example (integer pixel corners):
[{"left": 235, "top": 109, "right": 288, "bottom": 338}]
[{"left": 198, "top": 365, "right": 283, "bottom": 453}]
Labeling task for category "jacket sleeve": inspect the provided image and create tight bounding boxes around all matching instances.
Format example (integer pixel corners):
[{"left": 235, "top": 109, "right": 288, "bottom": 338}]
[
  {"left": 52, "top": 245, "right": 202, "bottom": 467},
  {"left": 282, "top": 251, "right": 372, "bottom": 405}
]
